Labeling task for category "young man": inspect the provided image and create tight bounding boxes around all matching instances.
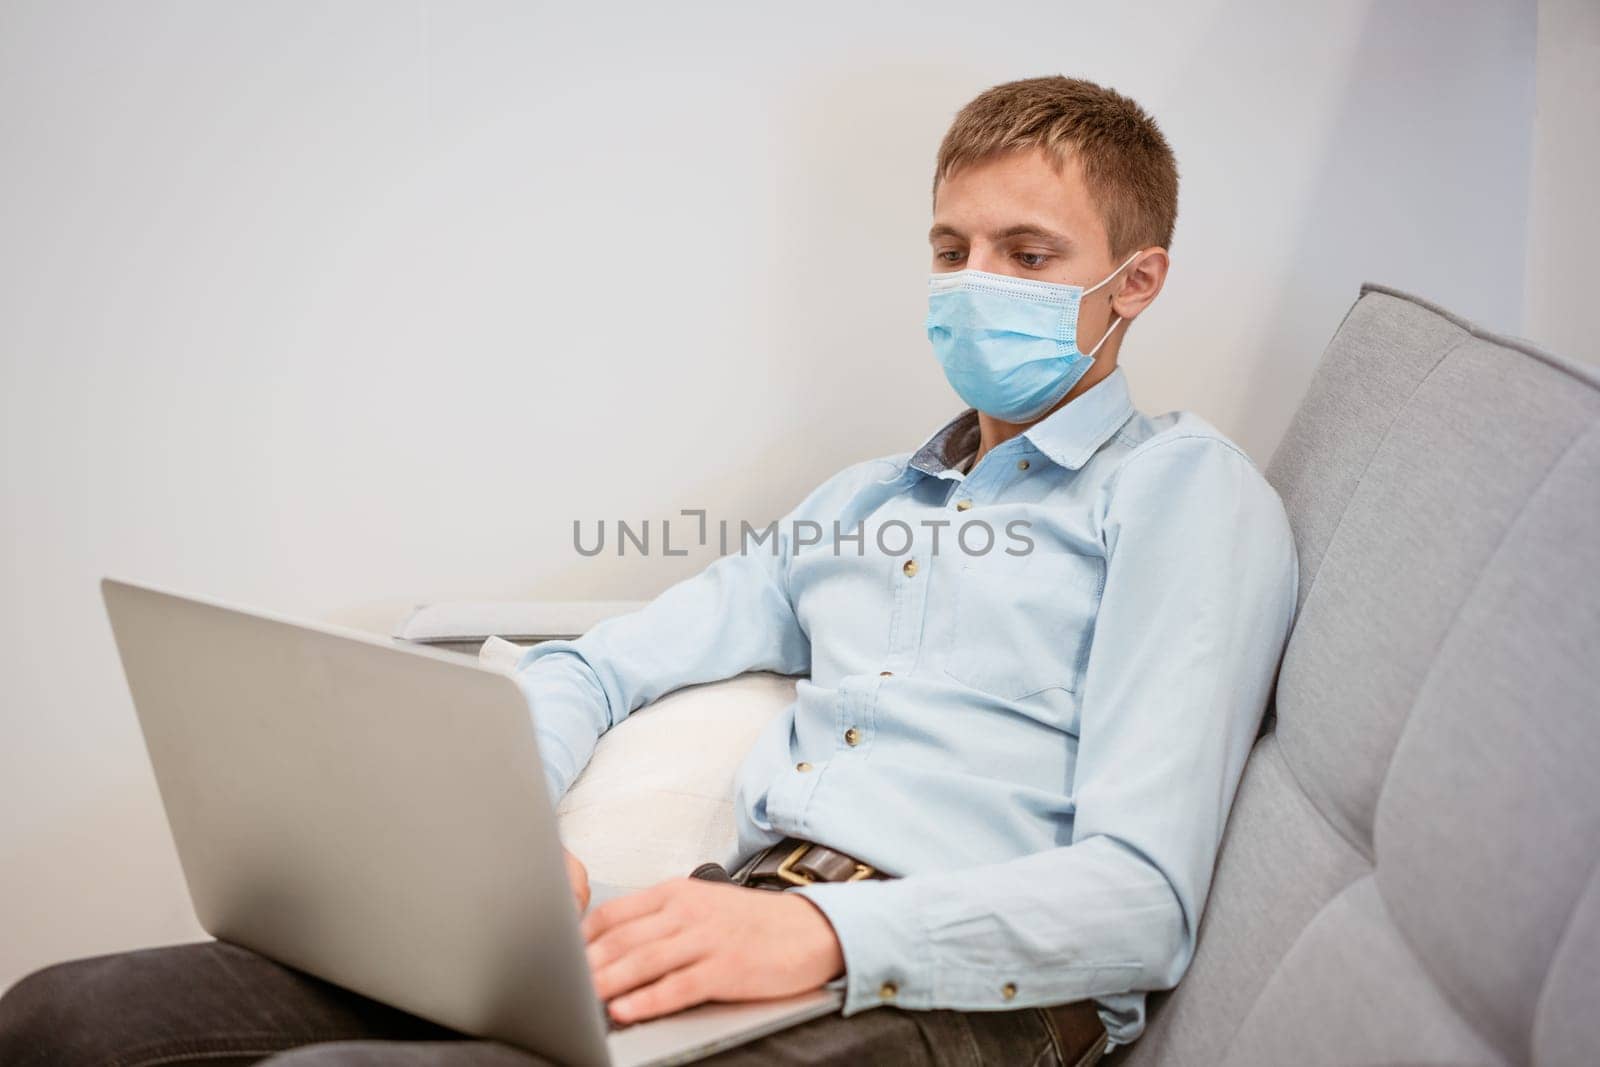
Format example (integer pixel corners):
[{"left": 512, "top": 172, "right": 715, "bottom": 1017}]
[
  {"left": 0, "top": 76, "right": 1296, "bottom": 1066},
  {"left": 542, "top": 74, "right": 1297, "bottom": 1058}
]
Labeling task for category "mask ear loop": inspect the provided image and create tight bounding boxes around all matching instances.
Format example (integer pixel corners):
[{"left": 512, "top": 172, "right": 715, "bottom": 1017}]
[{"left": 1081, "top": 249, "right": 1144, "bottom": 358}]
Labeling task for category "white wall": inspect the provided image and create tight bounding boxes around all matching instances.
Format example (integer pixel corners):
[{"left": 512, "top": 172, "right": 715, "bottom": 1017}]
[
  {"left": 0, "top": 0, "right": 1538, "bottom": 990},
  {"left": 1525, "top": 0, "right": 1600, "bottom": 364}
]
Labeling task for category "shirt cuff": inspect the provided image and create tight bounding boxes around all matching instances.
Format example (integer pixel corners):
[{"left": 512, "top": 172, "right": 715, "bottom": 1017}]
[
  {"left": 784, "top": 878, "right": 932, "bottom": 1016},
  {"left": 534, "top": 730, "right": 574, "bottom": 808},
  {"left": 787, "top": 876, "right": 1142, "bottom": 1026},
  {"left": 510, "top": 664, "right": 583, "bottom": 808}
]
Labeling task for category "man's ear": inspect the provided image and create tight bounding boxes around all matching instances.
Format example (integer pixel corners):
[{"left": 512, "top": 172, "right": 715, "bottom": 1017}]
[{"left": 1112, "top": 248, "right": 1169, "bottom": 321}]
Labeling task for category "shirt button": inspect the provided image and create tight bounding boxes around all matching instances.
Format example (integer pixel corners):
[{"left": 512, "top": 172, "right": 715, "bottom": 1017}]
[
  {"left": 1017, "top": 458, "right": 1030, "bottom": 471},
  {"left": 879, "top": 670, "right": 893, "bottom": 677},
  {"left": 902, "top": 559, "right": 918, "bottom": 577},
  {"left": 955, "top": 499, "right": 973, "bottom": 511},
  {"left": 879, "top": 981, "right": 898, "bottom": 1001},
  {"left": 1001, "top": 982, "right": 1017, "bottom": 1000},
  {"left": 795, "top": 761, "right": 813, "bottom": 772},
  {"left": 844, "top": 727, "right": 861, "bottom": 746}
]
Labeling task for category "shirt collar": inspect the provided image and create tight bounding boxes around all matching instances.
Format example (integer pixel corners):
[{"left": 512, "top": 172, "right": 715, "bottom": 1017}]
[
  {"left": 908, "top": 408, "right": 983, "bottom": 477},
  {"left": 907, "top": 367, "right": 1136, "bottom": 477}
]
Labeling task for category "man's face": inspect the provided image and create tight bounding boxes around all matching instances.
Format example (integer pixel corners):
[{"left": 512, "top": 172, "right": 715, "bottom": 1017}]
[{"left": 928, "top": 146, "right": 1124, "bottom": 366}]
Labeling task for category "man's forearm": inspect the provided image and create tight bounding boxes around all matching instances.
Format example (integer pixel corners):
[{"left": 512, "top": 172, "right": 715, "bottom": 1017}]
[{"left": 787, "top": 834, "right": 1186, "bottom": 1019}]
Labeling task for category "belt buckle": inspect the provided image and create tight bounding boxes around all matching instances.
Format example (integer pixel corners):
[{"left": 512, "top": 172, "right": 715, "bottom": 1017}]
[{"left": 774, "top": 841, "right": 877, "bottom": 886}]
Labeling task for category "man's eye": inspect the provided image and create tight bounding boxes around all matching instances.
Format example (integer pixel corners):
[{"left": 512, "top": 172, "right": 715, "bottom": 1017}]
[
  {"left": 936, "top": 250, "right": 965, "bottom": 263},
  {"left": 1015, "top": 252, "right": 1050, "bottom": 269}
]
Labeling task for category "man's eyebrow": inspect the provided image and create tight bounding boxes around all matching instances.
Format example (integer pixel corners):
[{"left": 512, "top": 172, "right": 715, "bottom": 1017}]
[
  {"left": 994, "top": 223, "right": 1072, "bottom": 246},
  {"left": 927, "top": 222, "right": 1074, "bottom": 246}
]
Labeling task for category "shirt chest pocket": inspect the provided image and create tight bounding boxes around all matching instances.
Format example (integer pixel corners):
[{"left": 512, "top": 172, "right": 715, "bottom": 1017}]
[{"left": 941, "top": 550, "right": 1105, "bottom": 700}]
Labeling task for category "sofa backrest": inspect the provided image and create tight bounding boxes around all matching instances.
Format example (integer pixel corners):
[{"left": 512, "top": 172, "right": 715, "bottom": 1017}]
[{"left": 1122, "top": 284, "right": 1600, "bottom": 1067}]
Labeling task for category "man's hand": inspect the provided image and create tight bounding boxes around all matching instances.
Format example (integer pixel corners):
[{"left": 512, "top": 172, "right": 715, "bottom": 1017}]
[
  {"left": 564, "top": 847, "right": 591, "bottom": 914},
  {"left": 581, "top": 877, "right": 845, "bottom": 1025}
]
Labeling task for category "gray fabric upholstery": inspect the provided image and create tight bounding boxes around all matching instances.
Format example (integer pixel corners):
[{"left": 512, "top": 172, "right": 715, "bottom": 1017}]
[{"left": 1122, "top": 284, "right": 1600, "bottom": 1067}]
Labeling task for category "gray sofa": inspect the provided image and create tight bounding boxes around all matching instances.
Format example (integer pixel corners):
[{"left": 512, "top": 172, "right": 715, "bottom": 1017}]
[
  {"left": 1119, "top": 283, "right": 1599, "bottom": 1066},
  {"left": 408, "top": 284, "right": 1599, "bottom": 1066}
]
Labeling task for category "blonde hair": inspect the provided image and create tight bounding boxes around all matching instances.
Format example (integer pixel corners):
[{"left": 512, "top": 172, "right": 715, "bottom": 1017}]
[{"left": 933, "top": 76, "right": 1179, "bottom": 257}]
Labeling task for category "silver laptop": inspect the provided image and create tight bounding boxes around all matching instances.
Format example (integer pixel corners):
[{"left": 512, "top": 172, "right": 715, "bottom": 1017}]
[{"left": 101, "top": 578, "right": 843, "bottom": 1067}]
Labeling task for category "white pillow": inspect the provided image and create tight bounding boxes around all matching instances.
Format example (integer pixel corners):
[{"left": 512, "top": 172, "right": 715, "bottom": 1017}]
[{"left": 479, "top": 639, "right": 797, "bottom": 892}]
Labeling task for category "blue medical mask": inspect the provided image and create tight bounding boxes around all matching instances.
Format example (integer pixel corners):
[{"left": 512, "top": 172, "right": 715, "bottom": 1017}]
[{"left": 925, "top": 250, "right": 1142, "bottom": 423}]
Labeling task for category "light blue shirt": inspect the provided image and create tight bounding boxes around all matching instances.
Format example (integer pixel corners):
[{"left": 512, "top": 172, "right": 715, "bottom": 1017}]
[{"left": 514, "top": 366, "right": 1298, "bottom": 1046}]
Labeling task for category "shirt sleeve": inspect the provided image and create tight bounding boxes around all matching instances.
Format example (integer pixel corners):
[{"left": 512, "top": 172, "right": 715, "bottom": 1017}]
[
  {"left": 789, "top": 435, "right": 1299, "bottom": 1031},
  {"left": 514, "top": 457, "right": 903, "bottom": 808}
]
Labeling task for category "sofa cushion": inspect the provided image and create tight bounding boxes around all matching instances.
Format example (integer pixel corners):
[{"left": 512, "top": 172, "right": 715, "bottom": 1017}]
[
  {"left": 548, "top": 671, "right": 798, "bottom": 891},
  {"left": 1123, "top": 283, "right": 1600, "bottom": 1066}
]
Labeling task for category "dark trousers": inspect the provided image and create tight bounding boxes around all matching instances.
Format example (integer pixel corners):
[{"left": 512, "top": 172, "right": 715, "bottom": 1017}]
[{"left": 0, "top": 937, "right": 1080, "bottom": 1066}]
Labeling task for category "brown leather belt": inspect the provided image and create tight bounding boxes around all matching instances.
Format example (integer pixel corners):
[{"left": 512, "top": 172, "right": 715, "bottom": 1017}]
[
  {"left": 738, "top": 835, "right": 894, "bottom": 888},
  {"left": 689, "top": 835, "right": 1109, "bottom": 1065}
]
